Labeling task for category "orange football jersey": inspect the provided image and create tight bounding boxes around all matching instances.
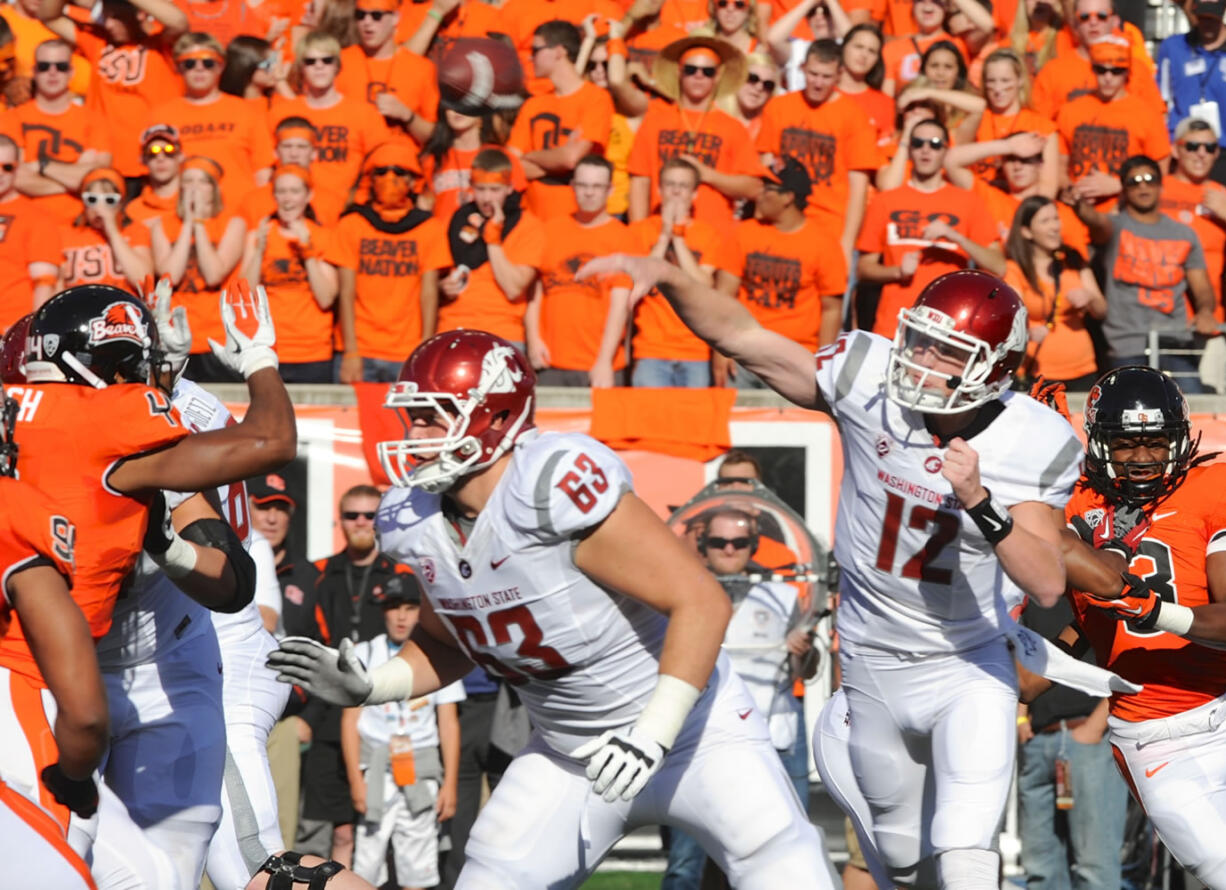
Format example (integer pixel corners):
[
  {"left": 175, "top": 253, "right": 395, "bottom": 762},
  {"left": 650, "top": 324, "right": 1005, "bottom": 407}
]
[
  {"left": 1066, "top": 462, "right": 1226, "bottom": 723},
  {"left": 1, "top": 382, "right": 187, "bottom": 654}
]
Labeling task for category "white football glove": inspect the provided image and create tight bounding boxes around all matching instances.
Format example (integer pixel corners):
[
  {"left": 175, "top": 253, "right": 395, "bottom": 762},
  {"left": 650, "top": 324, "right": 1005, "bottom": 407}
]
[
  {"left": 265, "top": 637, "right": 373, "bottom": 707},
  {"left": 572, "top": 727, "right": 667, "bottom": 803},
  {"left": 207, "top": 279, "right": 279, "bottom": 379},
  {"left": 150, "top": 277, "right": 192, "bottom": 379}
]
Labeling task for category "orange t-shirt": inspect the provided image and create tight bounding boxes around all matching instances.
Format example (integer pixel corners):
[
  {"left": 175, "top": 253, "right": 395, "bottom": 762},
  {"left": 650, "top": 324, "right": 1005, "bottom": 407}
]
[
  {"left": 627, "top": 216, "right": 728, "bottom": 361},
  {"left": 77, "top": 29, "right": 182, "bottom": 177},
  {"left": 857, "top": 181, "right": 999, "bottom": 338},
  {"left": 436, "top": 209, "right": 546, "bottom": 344},
  {"left": 180, "top": 0, "right": 272, "bottom": 45},
  {"left": 1065, "top": 464, "right": 1226, "bottom": 723},
  {"left": 239, "top": 181, "right": 347, "bottom": 229},
  {"left": 1160, "top": 177, "right": 1226, "bottom": 320},
  {"left": 734, "top": 217, "right": 847, "bottom": 351},
  {"left": 658, "top": 0, "right": 710, "bottom": 31},
  {"left": 1053, "top": 21, "right": 1155, "bottom": 78},
  {"left": 144, "top": 94, "right": 276, "bottom": 200},
  {"left": 126, "top": 186, "right": 178, "bottom": 227},
  {"left": 970, "top": 108, "right": 1054, "bottom": 186},
  {"left": 268, "top": 94, "right": 391, "bottom": 198},
  {"left": 538, "top": 215, "right": 636, "bottom": 371},
  {"left": 57, "top": 220, "right": 150, "bottom": 291},
  {"left": 421, "top": 145, "right": 529, "bottom": 223},
  {"left": 1003, "top": 258, "right": 1097, "bottom": 380},
  {"left": 258, "top": 221, "right": 336, "bottom": 364},
  {"left": 1056, "top": 92, "right": 1171, "bottom": 184},
  {"left": 625, "top": 23, "right": 691, "bottom": 70},
  {"left": 628, "top": 100, "right": 765, "bottom": 233},
  {"left": 756, "top": 91, "right": 879, "bottom": 228},
  {"left": 881, "top": 31, "right": 954, "bottom": 88},
  {"left": 324, "top": 208, "right": 451, "bottom": 360},
  {"left": 0, "top": 6, "right": 91, "bottom": 97},
  {"left": 153, "top": 212, "right": 242, "bottom": 352},
  {"left": 500, "top": 0, "right": 624, "bottom": 72},
  {"left": 0, "top": 195, "right": 62, "bottom": 330},
  {"left": 1030, "top": 46, "right": 1165, "bottom": 122},
  {"left": 508, "top": 82, "right": 614, "bottom": 220},
  {"left": 4, "top": 100, "right": 113, "bottom": 224},
  {"left": 334, "top": 46, "right": 439, "bottom": 143},
  {"left": 842, "top": 87, "right": 895, "bottom": 148},
  {"left": 2, "top": 382, "right": 188, "bottom": 644},
  {"left": 971, "top": 179, "right": 1091, "bottom": 257}
]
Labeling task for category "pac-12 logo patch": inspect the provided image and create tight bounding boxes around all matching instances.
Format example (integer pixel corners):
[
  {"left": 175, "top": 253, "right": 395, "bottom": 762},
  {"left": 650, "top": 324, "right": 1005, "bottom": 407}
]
[
  {"left": 875, "top": 435, "right": 891, "bottom": 457},
  {"left": 419, "top": 557, "right": 436, "bottom": 584}
]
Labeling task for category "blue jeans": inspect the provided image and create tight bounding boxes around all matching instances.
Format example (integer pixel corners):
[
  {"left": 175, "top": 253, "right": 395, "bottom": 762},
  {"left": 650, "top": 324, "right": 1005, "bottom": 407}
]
[
  {"left": 331, "top": 354, "right": 404, "bottom": 383},
  {"left": 1111, "top": 351, "right": 1207, "bottom": 394},
  {"left": 631, "top": 358, "right": 710, "bottom": 388},
  {"left": 1018, "top": 729, "right": 1128, "bottom": 890}
]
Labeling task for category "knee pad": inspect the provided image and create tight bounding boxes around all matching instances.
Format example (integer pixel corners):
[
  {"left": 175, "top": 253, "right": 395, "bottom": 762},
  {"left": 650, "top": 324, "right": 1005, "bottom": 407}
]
[
  {"left": 937, "top": 848, "right": 999, "bottom": 890},
  {"left": 257, "top": 851, "right": 344, "bottom": 890}
]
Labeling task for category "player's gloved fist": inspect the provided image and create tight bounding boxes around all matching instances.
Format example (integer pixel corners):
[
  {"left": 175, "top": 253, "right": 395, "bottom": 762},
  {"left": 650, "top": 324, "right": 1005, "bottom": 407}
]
[
  {"left": 151, "top": 277, "right": 191, "bottom": 378},
  {"left": 266, "top": 637, "right": 373, "bottom": 707},
  {"left": 207, "top": 278, "right": 279, "bottom": 379},
  {"left": 1070, "top": 504, "right": 1151, "bottom": 559},
  {"left": 40, "top": 763, "right": 98, "bottom": 819},
  {"left": 572, "top": 727, "right": 667, "bottom": 803},
  {"left": 1084, "top": 572, "right": 1162, "bottom": 630}
]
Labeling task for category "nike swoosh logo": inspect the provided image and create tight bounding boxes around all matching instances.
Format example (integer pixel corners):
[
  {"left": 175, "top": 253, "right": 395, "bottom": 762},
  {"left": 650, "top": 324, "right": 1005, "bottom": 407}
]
[
  {"left": 1153, "top": 511, "right": 1177, "bottom": 522},
  {"left": 737, "top": 709, "right": 753, "bottom": 720},
  {"left": 490, "top": 556, "right": 510, "bottom": 569},
  {"left": 982, "top": 515, "right": 1002, "bottom": 532},
  {"left": 1145, "top": 761, "right": 1171, "bottom": 778}
]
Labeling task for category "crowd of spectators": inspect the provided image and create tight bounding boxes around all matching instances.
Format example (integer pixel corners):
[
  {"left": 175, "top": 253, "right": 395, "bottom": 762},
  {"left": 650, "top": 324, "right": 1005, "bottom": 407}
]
[{"left": 0, "top": 0, "right": 1223, "bottom": 391}]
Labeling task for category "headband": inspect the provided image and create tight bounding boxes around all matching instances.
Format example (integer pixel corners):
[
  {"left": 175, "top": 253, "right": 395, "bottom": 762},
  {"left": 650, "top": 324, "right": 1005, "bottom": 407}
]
[
  {"left": 274, "top": 163, "right": 312, "bottom": 187},
  {"left": 276, "top": 125, "right": 318, "bottom": 147},
  {"left": 176, "top": 47, "right": 224, "bottom": 63},
  {"left": 181, "top": 156, "right": 224, "bottom": 181},
  {"left": 680, "top": 47, "right": 721, "bottom": 68},
  {"left": 470, "top": 167, "right": 512, "bottom": 185},
  {"left": 80, "top": 167, "right": 125, "bottom": 193}
]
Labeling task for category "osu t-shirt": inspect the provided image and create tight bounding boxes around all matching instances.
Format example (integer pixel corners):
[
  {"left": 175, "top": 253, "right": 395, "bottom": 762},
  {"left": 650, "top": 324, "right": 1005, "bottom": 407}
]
[
  {"left": 1056, "top": 92, "right": 1170, "bottom": 185},
  {"left": 57, "top": 220, "right": 150, "bottom": 291},
  {"left": 0, "top": 195, "right": 61, "bottom": 330},
  {"left": 1031, "top": 47, "right": 1166, "bottom": 122},
  {"left": 4, "top": 100, "right": 114, "bottom": 224},
  {"left": 268, "top": 95, "right": 391, "bottom": 199},
  {"left": 324, "top": 209, "right": 451, "bottom": 360},
  {"left": 735, "top": 216, "right": 847, "bottom": 351},
  {"left": 1159, "top": 176, "right": 1226, "bottom": 320},
  {"left": 144, "top": 94, "right": 276, "bottom": 198},
  {"left": 856, "top": 181, "right": 998, "bottom": 337},
  {"left": 259, "top": 221, "right": 336, "bottom": 363},
  {"left": 538, "top": 215, "right": 636, "bottom": 371},
  {"left": 334, "top": 46, "right": 439, "bottom": 142}
]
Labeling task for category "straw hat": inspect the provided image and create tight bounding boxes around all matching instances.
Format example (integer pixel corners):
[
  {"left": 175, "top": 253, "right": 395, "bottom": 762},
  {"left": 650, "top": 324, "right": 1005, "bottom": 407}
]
[{"left": 652, "top": 36, "right": 747, "bottom": 104}]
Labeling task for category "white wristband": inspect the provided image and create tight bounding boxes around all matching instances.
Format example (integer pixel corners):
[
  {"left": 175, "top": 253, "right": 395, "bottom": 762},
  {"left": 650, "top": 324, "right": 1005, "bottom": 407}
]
[
  {"left": 1154, "top": 602, "right": 1195, "bottom": 637},
  {"left": 634, "top": 674, "right": 702, "bottom": 751},
  {"left": 152, "top": 534, "right": 197, "bottom": 579},
  {"left": 366, "top": 655, "right": 416, "bottom": 705},
  {"left": 240, "top": 346, "right": 279, "bottom": 378}
]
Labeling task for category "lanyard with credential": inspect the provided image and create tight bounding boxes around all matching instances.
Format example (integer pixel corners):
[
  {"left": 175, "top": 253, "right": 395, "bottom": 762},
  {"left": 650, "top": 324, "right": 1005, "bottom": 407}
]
[{"left": 344, "top": 559, "right": 377, "bottom": 641}]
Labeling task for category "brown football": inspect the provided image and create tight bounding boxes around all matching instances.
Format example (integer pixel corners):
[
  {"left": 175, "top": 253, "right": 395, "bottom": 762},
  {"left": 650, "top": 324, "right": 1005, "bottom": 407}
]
[{"left": 438, "top": 38, "right": 526, "bottom": 114}]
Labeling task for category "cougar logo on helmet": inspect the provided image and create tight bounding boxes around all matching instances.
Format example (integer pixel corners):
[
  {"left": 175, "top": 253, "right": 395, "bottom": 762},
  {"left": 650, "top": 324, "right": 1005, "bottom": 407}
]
[
  {"left": 481, "top": 344, "right": 524, "bottom": 395},
  {"left": 89, "top": 302, "right": 147, "bottom": 347}
]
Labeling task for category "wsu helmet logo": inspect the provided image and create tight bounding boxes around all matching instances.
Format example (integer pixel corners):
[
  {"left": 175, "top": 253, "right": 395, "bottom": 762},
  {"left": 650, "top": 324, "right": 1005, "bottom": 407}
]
[
  {"left": 479, "top": 345, "right": 523, "bottom": 395},
  {"left": 88, "top": 302, "right": 146, "bottom": 347}
]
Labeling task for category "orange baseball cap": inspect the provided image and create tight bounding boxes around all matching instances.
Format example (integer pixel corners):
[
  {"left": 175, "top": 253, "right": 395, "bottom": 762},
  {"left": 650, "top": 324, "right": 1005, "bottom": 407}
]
[{"left": 364, "top": 142, "right": 421, "bottom": 176}]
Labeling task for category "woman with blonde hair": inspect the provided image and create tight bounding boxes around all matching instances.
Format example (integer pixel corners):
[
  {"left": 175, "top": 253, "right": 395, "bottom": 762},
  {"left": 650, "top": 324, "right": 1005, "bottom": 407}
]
[
  {"left": 971, "top": 48, "right": 1057, "bottom": 193},
  {"left": 693, "top": 0, "right": 761, "bottom": 54},
  {"left": 721, "top": 50, "right": 780, "bottom": 139},
  {"left": 56, "top": 167, "right": 152, "bottom": 292}
]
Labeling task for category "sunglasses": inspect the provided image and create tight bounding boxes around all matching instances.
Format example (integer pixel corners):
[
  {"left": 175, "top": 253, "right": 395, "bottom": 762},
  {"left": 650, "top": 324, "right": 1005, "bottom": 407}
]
[
  {"left": 354, "top": 8, "right": 388, "bottom": 20},
  {"left": 341, "top": 510, "right": 377, "bottom": 520},
  {"left": 146, "top": 143, "right": 178, "bottom": 156},
  {"left": 586, "top": 59, "right": 607, "bottom": 72},
  {"left": 746, "top": 72, "right": 777, "bottom": 91},
  {"left": 682, "top": 64, "right": 718, "bottom": 77},
  {"left": 1183, "top": 140, "right": 1220, "bottom": 154},
  {"left": 1125, "top": 172, "right": 1158, "bottom": 186},
  {"left": 371, "top": 165, "right": 412, "bottom": 176},
  {"left": 1091, "top": 64, "right": 1127, "bottom": 76},
  {"left": 303, "top": 55, "right": 336, "bottom": 66},
  {"left": 0, "top": 163, "right": 14, "bottom": 173},
  {"left": 35, "top": 61, "right": 70, "bottom": 73},
  {"left": 909, "top": 135, "right": 946, "bottom": 149},
  {"left": 256, "top": 57, "right": 275, "bottom": 70},
  {"left": 1078, "top": 10, "right": 1110, "bottom": 20},
  {"left": 179, "top": 57, "right": 218, "bottom": 70},
  {"left": 716, "top": 0, "right": 747, "bottom": 7},
  {"left": 83, "top": 193, "right": 121, "bottom": 206},
  {"left": 1004, "top": 153, "right": 1043, "bottom": 164},
  {"left": 705, "top": 536, "right": 752, "bottom": 550}
]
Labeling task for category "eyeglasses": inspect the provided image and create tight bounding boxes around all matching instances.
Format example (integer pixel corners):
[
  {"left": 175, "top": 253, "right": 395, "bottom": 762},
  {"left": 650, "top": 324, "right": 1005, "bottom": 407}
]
[
  {"left": 1004, "top": 153, "right": 1043, "bottom": 164},
  {"left": 716, "top": 0, "right": 747, "bottom": 8},
  {"left": 146, "top": 143, "right": 178, "bottom": 156},
  {"left": 371, "top": 165, "right": 412, "bottom": 176},
  {"left": 746, "top": 72, "right": 777, "bottom": 91},
  {"left": 83, "top": 193, "right": 121, "bottom": 206},
  {"left": 0, "top": 163, "right": 15, "bottom": 173},
  {"left": 682, "top": 64, "right": 718, "bottom": 77},
  {"left": 1183, "top": 140, "right": 1220, "bottom": 154},
  {"left": 1125, "top": 172, "right": 1158, "bottom": 186},
  {"left": 303, "top": 55, "right": 336, "bottom": 66},
  {"left": 34, "top": 61, "right": 70, "bottom": 73},
  {"left": 341, "top": 510, "right": 377, "bottom": 520},
  {"left": 705, "top": 536, "right": 752, "bottom": 550},
  {"left": 531, "top": 43, "right": 551, "bottom": 55},
  {"left": 1078, "top": 10, "right": 1110, "bottom": 20},
  {"left": 353, "top": 8, "right": 388, "bottom": 20},
  {"left": 179, "top": 57, "right": 218, "bottom": 70},
  {"left": 909, "top": 135, "right": 946, "bottom": 149},
  {"left": 256, "top": 57, "right": 275, "bottom": 70},
  {"left": 1091, "top": 64, "right": 1127, "bottom": 76}
]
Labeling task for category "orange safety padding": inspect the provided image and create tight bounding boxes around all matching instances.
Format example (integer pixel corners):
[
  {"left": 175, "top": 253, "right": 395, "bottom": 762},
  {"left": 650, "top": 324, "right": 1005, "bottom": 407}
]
[
  {"left": 589, "top": 387, "right": 737, "bottom": 462},
  {"left": 352, "top": 382, "right": 400, "bottom": 487}
]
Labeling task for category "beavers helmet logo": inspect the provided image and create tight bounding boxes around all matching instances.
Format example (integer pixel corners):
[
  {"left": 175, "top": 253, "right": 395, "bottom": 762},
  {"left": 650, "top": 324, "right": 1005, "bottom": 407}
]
[{"left": 88, "top": 302, "right": 146, "bottom": 347}]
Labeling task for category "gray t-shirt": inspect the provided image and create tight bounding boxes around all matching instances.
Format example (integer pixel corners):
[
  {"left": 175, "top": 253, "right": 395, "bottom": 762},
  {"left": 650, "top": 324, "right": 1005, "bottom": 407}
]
[{"left": 1100, "top": 211, "right": 1206, "bottom": 357}]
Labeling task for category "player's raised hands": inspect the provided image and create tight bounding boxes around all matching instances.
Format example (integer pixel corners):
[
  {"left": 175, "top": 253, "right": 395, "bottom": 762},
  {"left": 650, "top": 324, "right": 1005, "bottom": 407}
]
[
  {"left": 150, "top": 276, "right": 192, "bottom": 378},
  {"left": 572, "top": 727, "right": 667, "bottom": 802},
  {"left": 941, "top": 437, "right": 987, "bottom": 507},
  {"left": 208, "top": 279, "right": 279, "bottom": 379},
  {"left": 266, "top": 637, "right": 374, "bottom": 707},
  {"left": 578, "top": 253, "right": 675, "bottom": 305}
]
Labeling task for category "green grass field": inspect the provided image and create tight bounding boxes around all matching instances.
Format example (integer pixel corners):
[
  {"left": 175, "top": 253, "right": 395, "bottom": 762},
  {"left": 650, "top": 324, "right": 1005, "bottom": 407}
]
[{"left": 580, "top": 872, "right": 661, "bottom": 890}]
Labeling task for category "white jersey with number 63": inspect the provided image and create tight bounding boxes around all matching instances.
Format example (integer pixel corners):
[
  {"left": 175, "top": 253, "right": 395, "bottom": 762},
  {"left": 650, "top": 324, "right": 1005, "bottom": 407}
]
[{"left": 815, "top": 331, "right": 1082, "bottom": 657}]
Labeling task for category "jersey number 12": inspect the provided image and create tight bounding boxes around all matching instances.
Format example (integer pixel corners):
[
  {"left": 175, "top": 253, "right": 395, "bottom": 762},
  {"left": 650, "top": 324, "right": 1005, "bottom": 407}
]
[{"left": 875, "top": 492, "right": 959, "bottom": 583}]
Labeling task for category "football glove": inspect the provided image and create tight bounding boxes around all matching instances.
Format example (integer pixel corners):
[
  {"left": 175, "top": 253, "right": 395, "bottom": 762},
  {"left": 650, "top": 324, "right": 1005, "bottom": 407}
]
[
  {"left": 266, "top": 637, "right": 373, "bottom": 707},
  {"left": 142, "top": 490, "right": 197, "bottom": 577},
  {"left": 1028, "top": 376, "right": 1072, "bottom": 423},
  {"left": 1084, "top": 573, "right": 1162, "bottom": 630},
  {"left": 1069, "top": 503, "right": 1151, "bottom": 559},
  {"left": 150, "top": 277, "right": 192, "bottom": 379},
  {"left": 41, "top": 763, "right": 98, "bottom": 819},
  {"left": 572, "top": 727, "right": 667, "bottom": 803},
  {"left": 207, "top": 279, "right": 278, "bottom": 379}
]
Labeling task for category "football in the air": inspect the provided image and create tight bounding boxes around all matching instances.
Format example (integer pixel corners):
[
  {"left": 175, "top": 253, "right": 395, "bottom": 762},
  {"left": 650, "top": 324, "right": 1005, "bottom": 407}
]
[{"left": 438, "top": 38, "right": 526, "bottom": 114}]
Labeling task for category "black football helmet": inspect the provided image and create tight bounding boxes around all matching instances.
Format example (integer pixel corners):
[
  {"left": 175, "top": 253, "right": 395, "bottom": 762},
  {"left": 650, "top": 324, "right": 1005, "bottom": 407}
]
[
  {"left": 1084, "top": 366, "right": 1196, "bottom": 506},
  {"left": 25, "top": 285, "right": 161, "bottom": 389}
]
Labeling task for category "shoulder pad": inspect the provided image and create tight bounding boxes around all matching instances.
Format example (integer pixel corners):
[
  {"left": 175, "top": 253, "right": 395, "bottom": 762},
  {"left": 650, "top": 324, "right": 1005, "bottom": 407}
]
[{"left": 814, "top": 330, "right": 888, "bottom": 415}]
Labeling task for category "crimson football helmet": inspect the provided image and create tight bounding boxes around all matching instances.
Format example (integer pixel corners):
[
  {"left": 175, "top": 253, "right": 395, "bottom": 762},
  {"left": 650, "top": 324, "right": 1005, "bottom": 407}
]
[
  {"left": 886, "top": 270, "right": 1027, "bottom": 414},
  {"left": 378, "top": 330, "right": 537, "bottom": 492},
  {"left": 0, "top": 314, "right": 32, "bottom": 384}
]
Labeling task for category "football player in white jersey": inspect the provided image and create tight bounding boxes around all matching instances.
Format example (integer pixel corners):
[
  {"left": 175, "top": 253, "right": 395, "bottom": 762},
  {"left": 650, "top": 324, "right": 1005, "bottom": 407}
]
[
  {"left": 269, "top": 330, "right": 831, "bottom": 890},
  {"left": 577, "top": 257, "right": 1083, "bottom": 890}
]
